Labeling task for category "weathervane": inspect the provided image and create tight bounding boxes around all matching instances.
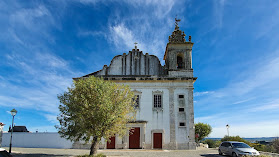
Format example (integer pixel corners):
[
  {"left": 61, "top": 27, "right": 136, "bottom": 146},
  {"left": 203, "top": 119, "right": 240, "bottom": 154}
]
[
  {"left": 175, "top": 15, "right": 181, "bottom": 28},
  {"left": 134, "top": 42, "right": 138, "bottom": 49}
]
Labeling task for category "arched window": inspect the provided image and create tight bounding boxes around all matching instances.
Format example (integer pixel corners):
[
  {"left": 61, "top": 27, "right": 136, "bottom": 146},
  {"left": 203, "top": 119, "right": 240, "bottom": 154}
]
[{"left": 177, "top": 56, "right": 183, "bottom": 69}]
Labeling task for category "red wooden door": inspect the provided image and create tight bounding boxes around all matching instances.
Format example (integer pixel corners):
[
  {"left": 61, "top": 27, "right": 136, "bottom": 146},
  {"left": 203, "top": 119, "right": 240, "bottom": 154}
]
[
  {"left": 153, "top": 133, "right": 162, "bottom": 149},
  {"left": 129, "top": 127, "right": 140, "bottom": 149},
  {"left": 107, "top": 136, "right": 115, "bottom": 149}
]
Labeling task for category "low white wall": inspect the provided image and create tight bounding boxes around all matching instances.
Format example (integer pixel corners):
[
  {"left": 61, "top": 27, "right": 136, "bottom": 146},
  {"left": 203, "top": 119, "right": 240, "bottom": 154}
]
[{"left": 2, "top": 132, "right": 74, "bottom": 149}]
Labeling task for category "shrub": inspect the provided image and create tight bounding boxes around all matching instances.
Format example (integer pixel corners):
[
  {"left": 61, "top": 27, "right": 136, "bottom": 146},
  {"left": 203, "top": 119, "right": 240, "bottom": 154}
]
[
  {"left": 215, "top": 140, "right": 222, "bottom": 147},
  {"left": 250, "top": 143, "right": 266, "bottom": 151},
  {"left": 202, "top": 139, "right": 216, "bottom": 148},
  {"left": 221, "top": 135, "right": 251, "bottom": 145},
  {"left": 272, "top": 138, "right": 279, "bottom": 153},
  {"left": 263, "top": 145, "right": 276, "bottom": 153}
]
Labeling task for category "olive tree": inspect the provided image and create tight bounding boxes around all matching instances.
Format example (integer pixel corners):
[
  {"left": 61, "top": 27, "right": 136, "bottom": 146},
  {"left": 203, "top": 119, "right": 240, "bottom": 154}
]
[
  {"left": 56, "top": 76, "right": 136, "bottom": 155},
  {"left": 195, "top": 122, "right": 212, "bottom": 142}
]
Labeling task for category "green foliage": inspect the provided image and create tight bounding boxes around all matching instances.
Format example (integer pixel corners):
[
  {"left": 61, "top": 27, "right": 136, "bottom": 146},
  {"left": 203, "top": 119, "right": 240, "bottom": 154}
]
[
  {"left": 263, "top": 144, "right": 276, "bottom": 153},
  {"left": 221, "top": 135, "right": 251, "bottom": 145},
  {"left": 272, "top": 138, "right": 279, "bottom": 153},
  {"left": 195, "top": 123, "right": 212, "bottom": 141},
  {"left": 56, "top": 76, "right": 136, "bottom": 155},
  {"left": 202, "top": 139, "right": 216, "bottom": 148},
  {"left": 215, "top": 140, "right": 222, "bottom": 147},
  {"left": 202, "top": 139, "right": 221, "bottom": 148},
  {"left": 250, "top": 142, "right": 266, "bottom": 151},
  {"left": 77, "top": 153, "right": 106, "bottom": 157}
]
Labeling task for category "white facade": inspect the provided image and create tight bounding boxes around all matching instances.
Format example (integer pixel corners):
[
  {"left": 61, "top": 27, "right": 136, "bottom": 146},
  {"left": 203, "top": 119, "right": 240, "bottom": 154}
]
[{"left": 77, "top": 21, "right": 197, "bottom": 150}]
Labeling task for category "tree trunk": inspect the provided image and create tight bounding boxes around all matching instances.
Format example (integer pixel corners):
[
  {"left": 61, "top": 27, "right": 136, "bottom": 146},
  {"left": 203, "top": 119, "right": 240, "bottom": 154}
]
[{"left": 90, "top": 136, "right": 99, "bottom": 155}]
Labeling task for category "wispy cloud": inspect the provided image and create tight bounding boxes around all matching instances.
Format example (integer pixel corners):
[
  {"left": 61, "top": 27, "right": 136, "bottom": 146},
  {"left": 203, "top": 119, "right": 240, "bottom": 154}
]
[
  {"left": 196, "top": 50, "right": 279, "bottom": 108},
  {"left": 126, "top": 0, "right": 175, "bottom": 19},
  {"left": 213, "top": 0, "right": 226, "bottom": 28},
  {"left": 109, "top": 23, "right": 136, "bottom": 51},
  {"left": 0, "top": 2, "right": 79, "bottom": 124},
  {"left": 194, "top": 91, "right": 214, "bottom": 97},
  {"left": 252, "top": 102, "right": 279, "bottom": 112},
  {"left": 232, "top": 98, "right": 255, "bottom": 105}
]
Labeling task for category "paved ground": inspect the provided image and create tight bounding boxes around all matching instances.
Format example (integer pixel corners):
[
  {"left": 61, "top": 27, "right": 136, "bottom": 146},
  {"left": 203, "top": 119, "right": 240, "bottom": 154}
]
[{"left": 3, "top": 147, "right": 224, "bottom": 157}]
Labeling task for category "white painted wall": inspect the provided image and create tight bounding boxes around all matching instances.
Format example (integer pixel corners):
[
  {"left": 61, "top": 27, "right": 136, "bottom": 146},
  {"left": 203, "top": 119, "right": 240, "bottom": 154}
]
[
  {"left": 2, "top": 132, "right": 74, "bottom": 148},
  {"left": 119, "top": 81, "right": 193, "bottom": 147}
]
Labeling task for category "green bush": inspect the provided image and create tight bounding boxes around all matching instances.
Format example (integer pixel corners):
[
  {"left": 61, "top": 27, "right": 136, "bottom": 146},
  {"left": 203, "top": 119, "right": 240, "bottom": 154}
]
[
  {"left": 263, "top": 145, "right": 276, "bottom": 153},
  {"left": 250, "top": 142, "right": 266, "bottom": 151},
  {"left": 221, "top": 135, "right": 251, "bottom": 145},
  {"left": 272, "top": 138, "right": 279, "bottom": 153},
  {"left": 77, "top": 153, "right": 106, "bottom": 157},
  {"left": 202, "top": 139, "right": 221, "bottom": 148},
  {"left": 201, "top": 139, "right": 222, "bottom": 148},
  {"left": 215, "top": 140, "right": 222, "bottom": 147}
]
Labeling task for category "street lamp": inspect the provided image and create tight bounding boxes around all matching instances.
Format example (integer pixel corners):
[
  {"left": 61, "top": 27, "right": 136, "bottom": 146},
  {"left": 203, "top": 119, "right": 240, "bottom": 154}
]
[
  {"left": 9, "top": 108, "right": 17, "bottom": 154},
  {"left": 226, "top": 124, "right": 230, "bottom": 137}
]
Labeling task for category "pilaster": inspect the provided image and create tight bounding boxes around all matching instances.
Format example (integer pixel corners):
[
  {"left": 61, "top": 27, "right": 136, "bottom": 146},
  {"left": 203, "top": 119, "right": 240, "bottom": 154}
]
[
  {"left": 188, "top": 87, "right": 196, "bottom": 149},
  {"left": 168, "top": 87, "right": 177, "bottom": 149}
]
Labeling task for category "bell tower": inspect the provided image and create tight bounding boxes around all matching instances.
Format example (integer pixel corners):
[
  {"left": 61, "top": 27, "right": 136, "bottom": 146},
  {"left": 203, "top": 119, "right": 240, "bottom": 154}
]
[{"left": 164, "top": 18, "right": 194, "bottom": 77}]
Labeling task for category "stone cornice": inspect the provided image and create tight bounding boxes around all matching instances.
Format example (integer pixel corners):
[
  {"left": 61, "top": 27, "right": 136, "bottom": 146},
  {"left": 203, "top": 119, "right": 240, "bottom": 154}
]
[{"left": 74, "top": 75, "right": 197, "bottom": 83}]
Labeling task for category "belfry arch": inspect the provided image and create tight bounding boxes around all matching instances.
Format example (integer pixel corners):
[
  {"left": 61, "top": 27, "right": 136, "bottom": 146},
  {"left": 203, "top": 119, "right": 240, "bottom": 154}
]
[{"left": 177, "top": 53, "right": 184, "bottom": 69}]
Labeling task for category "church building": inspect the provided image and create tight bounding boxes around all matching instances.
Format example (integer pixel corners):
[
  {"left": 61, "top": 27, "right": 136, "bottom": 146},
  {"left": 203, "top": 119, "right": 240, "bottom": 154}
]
[{"left": 77, "top": 19, "right": 197, "bottom": 150}]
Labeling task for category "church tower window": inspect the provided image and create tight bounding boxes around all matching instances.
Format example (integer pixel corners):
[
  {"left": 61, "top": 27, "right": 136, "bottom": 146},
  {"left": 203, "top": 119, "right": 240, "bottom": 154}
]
[{"left": 177, "top": 56, "right": 183, "bottom": 69}]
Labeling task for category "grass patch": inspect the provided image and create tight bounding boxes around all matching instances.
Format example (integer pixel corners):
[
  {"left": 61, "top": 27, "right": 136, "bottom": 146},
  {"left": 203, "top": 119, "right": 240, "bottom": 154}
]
[{"left": 77, "top": 153, "right": 106, "bottom": 157}]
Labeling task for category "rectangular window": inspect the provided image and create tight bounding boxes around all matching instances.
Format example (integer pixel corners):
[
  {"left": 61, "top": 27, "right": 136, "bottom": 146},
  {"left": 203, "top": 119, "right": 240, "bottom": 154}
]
[
  {"left": 179, "top": 108, "right": 184, "bottom": 112},
  {"left": 154, "top": 94, "right": 162, "bottom": 108},
  {"left": 179, "top": 95, "right": 184, "bottom": 98},
  {"left": 179, "top": 122, "right": 185, "bottom": 127}
]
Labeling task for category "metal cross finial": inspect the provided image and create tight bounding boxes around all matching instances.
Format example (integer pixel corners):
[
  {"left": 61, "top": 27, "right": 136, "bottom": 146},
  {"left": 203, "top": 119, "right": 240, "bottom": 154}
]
[{"left": 134, "top": 42, "right": 138, "bottom": 49}]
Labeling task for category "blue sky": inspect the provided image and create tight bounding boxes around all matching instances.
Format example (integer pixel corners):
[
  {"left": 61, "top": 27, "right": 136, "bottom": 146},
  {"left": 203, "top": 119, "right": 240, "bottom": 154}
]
[{"left": 0, "top": 0, "right": 279, "bottom": 138}]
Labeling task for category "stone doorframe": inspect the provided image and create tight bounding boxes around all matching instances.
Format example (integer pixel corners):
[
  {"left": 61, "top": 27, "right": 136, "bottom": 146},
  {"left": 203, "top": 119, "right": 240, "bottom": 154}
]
[
  {"left": 126, "top": 121, "right": 147, "bottom": 149},
  {"left": 151, "top": 129, "right": 165, "bottom": 149}
]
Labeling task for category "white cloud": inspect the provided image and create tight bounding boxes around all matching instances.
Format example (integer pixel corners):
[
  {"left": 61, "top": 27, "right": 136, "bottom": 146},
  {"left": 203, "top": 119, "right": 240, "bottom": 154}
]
[
  {"left": 44, "top": 114, "right": 59, "bottom": 124},
  {"left": 128, "top": 0, "right": 175, "bottom": 19},
  {"left": 196, "top": 51, "right": 279, "bottom": 111},
  {"left": 109, "top": 23, "right": 135, "bottom": 51},
  {"left": 252, "top": 103, "right": 279, "bottom": 112},
  {"left": 213, "top": 0, "right": 226, "bottom": 28},
  {"left": 2, "top": 50, "right": 78, "bottom": 118},
  {"left": 194, "top": 91, "right": 214, "bottom": 97},
  {"left": 232, "top": 98, "right": 255, "bottom": 105}
]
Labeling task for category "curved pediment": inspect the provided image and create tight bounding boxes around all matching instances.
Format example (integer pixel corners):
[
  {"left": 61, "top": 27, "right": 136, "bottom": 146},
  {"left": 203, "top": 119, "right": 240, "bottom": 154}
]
[{"left": 86, "top": 48, "right": 166, "bottom": 77}]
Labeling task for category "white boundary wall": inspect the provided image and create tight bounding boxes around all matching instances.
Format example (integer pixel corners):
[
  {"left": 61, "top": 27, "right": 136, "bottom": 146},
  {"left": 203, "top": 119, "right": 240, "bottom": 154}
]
[{"left": 2, "top": 132, "right": 74, "bottom": 148}]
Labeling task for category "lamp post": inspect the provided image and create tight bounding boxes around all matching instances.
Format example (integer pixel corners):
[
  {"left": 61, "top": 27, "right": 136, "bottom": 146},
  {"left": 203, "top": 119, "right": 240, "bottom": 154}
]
[
  {"left": 9, "top": 108, "right": 17, "bottom": 154},
  {"left": 226, "top": 124, "right": 230, "bottom": 137}
]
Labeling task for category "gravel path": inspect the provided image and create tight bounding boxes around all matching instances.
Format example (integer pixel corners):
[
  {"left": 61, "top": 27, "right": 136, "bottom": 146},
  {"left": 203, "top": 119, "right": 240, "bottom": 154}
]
[{"left": 3, "top": 147, "right": 222, "bottom": 157}]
